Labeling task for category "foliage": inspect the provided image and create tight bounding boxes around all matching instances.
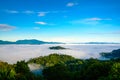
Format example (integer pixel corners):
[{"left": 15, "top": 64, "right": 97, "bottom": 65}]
[
  {"left": 49, "top": 46, "right": 67, "bottom": 50},
  {"left": 0, "top": 60, "right": 43, "bottom": 80},
  {"left": 28, "top": 54, "right": 75, "bottom": 67},
  {"left": 0, "top": 61, "right": 16, "bottom": 80},
  {"left": 43, "top": 64, "right": 72, "bottom": 80},
  {"left": 0, "top": 53, "right": 120, "bottom": 80}
]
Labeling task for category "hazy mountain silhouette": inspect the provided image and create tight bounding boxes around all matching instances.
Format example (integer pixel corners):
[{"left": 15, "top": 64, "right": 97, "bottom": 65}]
[{"left": 0, "top": 39, "right": 62, "bottom": 44}]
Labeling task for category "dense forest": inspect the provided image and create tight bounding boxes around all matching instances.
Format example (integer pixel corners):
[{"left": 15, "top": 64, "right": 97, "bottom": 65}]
[
  {"left": 0, "top": 49, "right": 120, "bottom": 80},
  {"left": 49, "top": 46, "right": 67, "bottom": 50}
]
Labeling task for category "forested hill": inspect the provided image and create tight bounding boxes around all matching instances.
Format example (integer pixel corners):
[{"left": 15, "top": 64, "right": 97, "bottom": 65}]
[
  {"left": 0, "top": 39, "right": 62, "bottom": 44},
  {"left": 100, "top": 48, "right": 120, "bottom": 59},
  {"left": 0, "top": 53, "right": 120, "bottom": 80}
]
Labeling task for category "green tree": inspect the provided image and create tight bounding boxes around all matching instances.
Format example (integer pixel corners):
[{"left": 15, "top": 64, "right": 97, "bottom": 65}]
[
  {"left": 0, "top": 61, "right": 16, "bottom": 80},
  {"left": 15, "top": 60, "right": 30, "bottom": 74},
  {"left": 15, "top": 60, "right": 31, "bottom": 80},
  {"left": 108, "top": 63, "right": 120, "bottom": 80},
  {"left": 43, "top": 64, "right": 73, "bottom": 80}
]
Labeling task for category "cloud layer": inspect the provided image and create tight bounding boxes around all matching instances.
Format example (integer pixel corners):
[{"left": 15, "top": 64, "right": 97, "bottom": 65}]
[{"left": 0, "top": 44, "right": 120, "bottom": 64}]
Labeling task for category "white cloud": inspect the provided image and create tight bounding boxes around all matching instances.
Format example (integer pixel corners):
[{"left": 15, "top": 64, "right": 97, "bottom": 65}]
[
  {"left": 71, "top": 19, "right": 99, "bottom": 25},
  {"left": 38, "top": 11, "right": 65, "bottom": 16},
  {"left": 5, "top": 10, "right": 35, "bottom": 14},
  {"left": 5, "top": 10, "right": 19, "bottom": 13},
  {"left": 87, "top": 18, "right": 102, "bottom": 21},
  {"left": 4, "top": 10, "right": 67, "bottom": 17},
  {"left": 66, "top": 2, "right": 78, "bottom": 7},
  {"left": 23, "top": 10, "right": 34, "bottom": 14},
  {"left": 38, "top": 12, "right": 46, "bottom": 16},
  {"left": 70, "top": 17, "right": 112, "bottom": 25},
  {"left": 33, "top": 27, "right": 40, "bottom": 30},
  {"left": 67, "top": 2, "right": 74, "bottom": 7},
  {"left": 86, "top": 18, "right": 112, "bottom": 21},
  {"left": 35, "top": 22, "right": 47, "bottom": 25},
  {"left": 0, "top": 24, "right": 16, "bottom": 31}
]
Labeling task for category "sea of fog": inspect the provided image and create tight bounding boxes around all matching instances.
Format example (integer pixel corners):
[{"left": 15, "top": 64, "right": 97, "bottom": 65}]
[{"left": 0, "top": 44, "right": 120, "bottom": 64}]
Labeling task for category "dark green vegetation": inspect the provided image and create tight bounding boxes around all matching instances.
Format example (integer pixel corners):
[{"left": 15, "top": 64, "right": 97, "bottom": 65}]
[
  {"left": 100, "top": 49, "right": 120, "bottom": 59},
  {"left": 1, "top": 53, "right": 120, "bottom": 80},
  {"left": 0, "top": 60, "right": 43, "bottom": 80},
  {"left": 49, "top": 46, "right": 67, "bottom": 50},
  {"left": 0, "top": 39, "right": 62, "bottom": 44},
  {"left": 28, "top": 54, "right": 74, "bottom": 67}
]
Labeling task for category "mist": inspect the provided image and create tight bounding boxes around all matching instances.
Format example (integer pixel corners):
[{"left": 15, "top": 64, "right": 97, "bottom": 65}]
[{"left": 0, "top": 44, "right": 120, "bottom": 64}]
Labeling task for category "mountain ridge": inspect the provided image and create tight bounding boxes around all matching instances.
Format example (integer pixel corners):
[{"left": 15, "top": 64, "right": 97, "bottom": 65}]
[
  {"left": 0, "top": 39, "right": 120, "bottom": 44},
  {"left": 0, "top": 39, "right": 62, "bottom": 44}
]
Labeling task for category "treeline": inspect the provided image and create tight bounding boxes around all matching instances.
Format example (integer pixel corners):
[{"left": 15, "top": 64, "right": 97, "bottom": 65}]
[
  {"left": 28, "top": 54, "right": 75, "bottom": 67},
  {"left": 0, "top": 53, "right": 120, "bottom": 80},
  {"left": 29, "top": 54, "right": 120, "bottom": 80},
  {"left": 49, "top": 46, "right": 67, "bottom": 50},
  {"left": 0, "top": 60, "right": 43, "bottom": 80}
]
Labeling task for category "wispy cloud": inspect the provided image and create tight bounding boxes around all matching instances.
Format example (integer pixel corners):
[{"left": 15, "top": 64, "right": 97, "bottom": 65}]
[
  {"left": 35, "top": 21, "right": 56, "bottom": 26},
  {"left": 86, "top": 18, "right": 112, "bottom": 21},
  {"left": 35, "top": 22, "right": 47, "bottom": 25},
  {"left": 5, "top": 10, "right": 34, "bottom": 14},
  {"left": 70, "top": 17, "right": 112, "bottom": 25},
  {"left": 87, "top": 18, "right": 102, "bottom": 21},
  {"left": 66, "top": 2, "right": 78, "bottom": 7},
  {"left": 23, "top": 10, "right": 34, "bottom": 14},
  {"left": 0, "top": 24, "right": 16, "bottom": 31},
  {"left": 33, "top": 27, "right": 40, "bottom": 30},
  {"left": 38, "top": 12, "right": 48, "bottom": 16},
  {"left": 4, "top": 10, "right": 67, "bottom": 17},
  {"left": 5, "top": 10, "right": 19, "bottom": 13},
  {"left": 38, "top": 10, "right": 67, "bottom": 17},
  {"left": 88, "top": 30, "right": 120, "bottom": 35}
]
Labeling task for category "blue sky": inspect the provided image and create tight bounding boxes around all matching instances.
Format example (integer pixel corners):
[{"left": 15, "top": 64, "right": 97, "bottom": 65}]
[{"left": 0, "top": 0, "right": 120, "bottom": 42}]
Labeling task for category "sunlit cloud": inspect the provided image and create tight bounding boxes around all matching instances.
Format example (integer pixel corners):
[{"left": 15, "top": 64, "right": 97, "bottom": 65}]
[
  {"left": 35, "top": 21, "right": 56, "bottom": 26},
  {"left": 35, "top": 22, "right": 47, "bottom": 25},
  {"left": 66, "top": 2, "right": 78, "bottom": 7},
  {"left": 0, "top": 24, "right": 16, "bottom": 31}
]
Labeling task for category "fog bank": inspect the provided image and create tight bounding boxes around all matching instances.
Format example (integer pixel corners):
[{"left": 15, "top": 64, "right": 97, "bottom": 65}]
[{"left": 0, "top": 44, "right": 120, "bottom": 64}]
